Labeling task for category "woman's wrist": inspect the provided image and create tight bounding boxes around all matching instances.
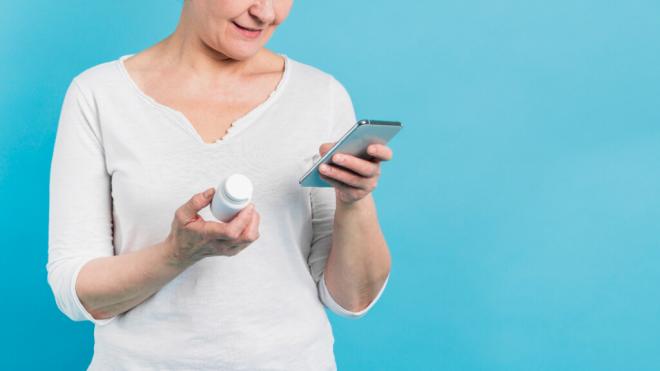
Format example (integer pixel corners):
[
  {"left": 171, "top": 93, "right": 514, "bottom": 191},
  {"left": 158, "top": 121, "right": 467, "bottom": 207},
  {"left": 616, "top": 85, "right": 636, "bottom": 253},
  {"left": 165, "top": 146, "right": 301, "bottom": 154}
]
[{"left": 162, "top": 234, "right": 202, "bottom": 270}]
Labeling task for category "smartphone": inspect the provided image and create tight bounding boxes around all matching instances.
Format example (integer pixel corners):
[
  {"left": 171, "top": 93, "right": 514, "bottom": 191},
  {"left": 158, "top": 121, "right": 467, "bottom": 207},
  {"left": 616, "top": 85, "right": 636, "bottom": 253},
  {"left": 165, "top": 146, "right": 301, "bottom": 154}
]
[{"left": 299, "top": 119, "right": 403, "bottom": 187}]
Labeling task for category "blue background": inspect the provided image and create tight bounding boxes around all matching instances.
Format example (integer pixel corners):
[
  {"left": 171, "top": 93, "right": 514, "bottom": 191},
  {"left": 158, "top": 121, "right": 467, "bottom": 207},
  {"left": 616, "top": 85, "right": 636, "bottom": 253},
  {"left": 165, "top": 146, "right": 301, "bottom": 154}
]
[{"left": 2, "top": 0, "right": 659, "bottom": 370}]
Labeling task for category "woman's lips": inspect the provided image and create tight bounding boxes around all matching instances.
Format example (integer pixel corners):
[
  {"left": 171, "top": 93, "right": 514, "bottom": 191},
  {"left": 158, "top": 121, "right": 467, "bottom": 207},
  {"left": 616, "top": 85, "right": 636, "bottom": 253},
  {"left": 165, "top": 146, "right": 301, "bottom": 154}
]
[{"left": 232, "top": 21, "right": 262, "bottom": 39}]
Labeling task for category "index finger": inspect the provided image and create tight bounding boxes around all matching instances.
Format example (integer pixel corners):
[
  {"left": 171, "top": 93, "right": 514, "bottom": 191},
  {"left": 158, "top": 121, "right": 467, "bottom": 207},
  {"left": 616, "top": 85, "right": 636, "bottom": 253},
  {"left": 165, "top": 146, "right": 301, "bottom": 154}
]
[
  {"left": 205, "top": 204, "right": 255, "bottom": 241},
  {"left": 367, "top": 144, "right": 393, "bottom": 161}
]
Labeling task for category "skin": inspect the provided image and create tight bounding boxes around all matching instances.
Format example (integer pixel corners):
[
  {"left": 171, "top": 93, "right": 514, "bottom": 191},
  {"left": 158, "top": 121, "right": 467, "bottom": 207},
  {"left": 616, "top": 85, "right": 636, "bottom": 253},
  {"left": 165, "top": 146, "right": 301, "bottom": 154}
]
[{"left": 77, "top": 0, "right": 392, "bottom": 319}]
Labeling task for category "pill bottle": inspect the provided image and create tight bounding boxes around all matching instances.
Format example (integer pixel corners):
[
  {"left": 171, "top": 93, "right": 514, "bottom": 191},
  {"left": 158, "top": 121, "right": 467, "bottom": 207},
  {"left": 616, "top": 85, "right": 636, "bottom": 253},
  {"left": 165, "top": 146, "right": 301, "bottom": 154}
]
[{"left": 210, "top": 173, "right": 253, "bottom": 222}]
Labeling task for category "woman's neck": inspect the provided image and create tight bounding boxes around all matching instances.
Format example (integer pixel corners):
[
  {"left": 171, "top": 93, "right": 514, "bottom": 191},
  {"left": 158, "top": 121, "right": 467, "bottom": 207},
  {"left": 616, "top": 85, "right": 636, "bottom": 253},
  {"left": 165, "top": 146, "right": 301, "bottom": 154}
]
[{"left": 150, "top": 24, "right": 269, "bottom": 83}]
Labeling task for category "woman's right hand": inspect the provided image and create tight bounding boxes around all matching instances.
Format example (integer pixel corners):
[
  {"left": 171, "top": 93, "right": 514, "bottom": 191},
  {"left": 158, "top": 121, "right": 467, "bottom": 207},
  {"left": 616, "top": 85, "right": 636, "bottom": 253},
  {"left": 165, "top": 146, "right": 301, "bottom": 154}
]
[{"left": 166, "top": 187, "right": 260, "bottom": 266}]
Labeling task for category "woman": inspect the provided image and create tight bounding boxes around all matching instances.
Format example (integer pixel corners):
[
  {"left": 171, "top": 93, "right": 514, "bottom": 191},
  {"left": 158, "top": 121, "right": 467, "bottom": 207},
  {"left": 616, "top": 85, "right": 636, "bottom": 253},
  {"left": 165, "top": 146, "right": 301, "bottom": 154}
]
[{"left": 47, "top": 0, "right": 393, "bottom": 369}]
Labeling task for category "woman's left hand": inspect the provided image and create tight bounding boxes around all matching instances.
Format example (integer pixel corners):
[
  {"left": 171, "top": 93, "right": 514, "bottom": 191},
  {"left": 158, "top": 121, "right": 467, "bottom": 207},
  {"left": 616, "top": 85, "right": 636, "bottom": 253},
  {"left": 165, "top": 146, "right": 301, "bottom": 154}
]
[{"left": 317, "top": 142, "right": 393, "bottom": 205}]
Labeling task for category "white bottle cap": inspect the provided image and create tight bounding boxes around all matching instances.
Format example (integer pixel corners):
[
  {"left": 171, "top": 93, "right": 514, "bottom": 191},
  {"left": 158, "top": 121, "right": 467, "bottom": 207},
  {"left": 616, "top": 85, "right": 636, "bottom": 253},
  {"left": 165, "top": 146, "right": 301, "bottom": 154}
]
[{"left": 223, "top": 174, "right": 253, "bottom": 203}]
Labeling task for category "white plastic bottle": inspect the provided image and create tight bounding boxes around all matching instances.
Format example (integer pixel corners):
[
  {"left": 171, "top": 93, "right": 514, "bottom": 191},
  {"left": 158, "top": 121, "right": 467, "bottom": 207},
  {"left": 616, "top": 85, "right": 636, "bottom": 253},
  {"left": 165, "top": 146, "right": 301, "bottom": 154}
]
[{"left": 210, "top": 173, "right": 253, "bottom": 222}]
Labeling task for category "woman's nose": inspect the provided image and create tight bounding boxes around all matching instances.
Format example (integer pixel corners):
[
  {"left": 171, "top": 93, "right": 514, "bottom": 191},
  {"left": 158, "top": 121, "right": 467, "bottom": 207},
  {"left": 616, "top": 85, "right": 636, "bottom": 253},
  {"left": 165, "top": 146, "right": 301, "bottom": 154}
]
[{"left": 249, "top": 0, "right": 276, "bottom": 26}]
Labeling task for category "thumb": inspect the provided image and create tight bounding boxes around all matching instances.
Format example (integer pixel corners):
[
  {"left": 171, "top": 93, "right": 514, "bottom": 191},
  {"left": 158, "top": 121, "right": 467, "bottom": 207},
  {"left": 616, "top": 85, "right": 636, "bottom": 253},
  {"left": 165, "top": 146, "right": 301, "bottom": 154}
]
[
  {"left": 179, "top": 187, "right": 215, "bottom": 223},
  {"left": 319, "top": 142, "right": 334, "bottom": 157}
]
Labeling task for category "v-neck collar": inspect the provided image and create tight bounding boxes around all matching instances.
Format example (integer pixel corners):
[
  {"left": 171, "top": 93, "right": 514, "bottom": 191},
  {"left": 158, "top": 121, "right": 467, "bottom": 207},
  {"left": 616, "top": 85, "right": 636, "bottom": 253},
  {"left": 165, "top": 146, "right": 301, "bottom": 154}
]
[{"left": 116, "top": 52, "right": 291, "bottom": 147}]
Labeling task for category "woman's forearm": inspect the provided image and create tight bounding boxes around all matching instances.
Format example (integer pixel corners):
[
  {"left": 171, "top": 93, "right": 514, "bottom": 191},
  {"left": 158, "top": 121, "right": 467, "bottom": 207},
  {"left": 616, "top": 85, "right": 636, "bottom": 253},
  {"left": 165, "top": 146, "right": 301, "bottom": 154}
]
[
  {"left": 324, "top": 193, "right": 392, "bottom": 312},
  {"left": 75, "top": 236, "right": 193, "bottom": 320}
]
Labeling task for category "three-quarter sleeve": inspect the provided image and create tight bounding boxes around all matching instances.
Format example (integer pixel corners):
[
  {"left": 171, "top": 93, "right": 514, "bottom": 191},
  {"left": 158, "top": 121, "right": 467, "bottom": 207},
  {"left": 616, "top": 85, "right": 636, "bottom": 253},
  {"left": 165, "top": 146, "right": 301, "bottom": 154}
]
[
  {"left": 307, "top": 77, "right": 390, "bottom": 318},
  {"left": 46, "top": 78, "right": 116, "bottom": 326}
]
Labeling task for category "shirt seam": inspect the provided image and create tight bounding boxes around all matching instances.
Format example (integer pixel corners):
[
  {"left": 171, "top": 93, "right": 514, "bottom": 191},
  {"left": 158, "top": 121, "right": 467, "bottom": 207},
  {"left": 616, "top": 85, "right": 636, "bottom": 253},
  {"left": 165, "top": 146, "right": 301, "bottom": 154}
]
[{"left": 71, "top": 78, "right": 105, "bottom": 151}]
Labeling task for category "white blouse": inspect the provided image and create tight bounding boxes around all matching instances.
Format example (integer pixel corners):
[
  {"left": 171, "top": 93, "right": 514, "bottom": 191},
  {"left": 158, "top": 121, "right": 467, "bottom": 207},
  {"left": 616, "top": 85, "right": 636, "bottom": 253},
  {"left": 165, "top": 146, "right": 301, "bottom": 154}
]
[{"left": 47, "top": 53, "right": 389, "bottom": 370}]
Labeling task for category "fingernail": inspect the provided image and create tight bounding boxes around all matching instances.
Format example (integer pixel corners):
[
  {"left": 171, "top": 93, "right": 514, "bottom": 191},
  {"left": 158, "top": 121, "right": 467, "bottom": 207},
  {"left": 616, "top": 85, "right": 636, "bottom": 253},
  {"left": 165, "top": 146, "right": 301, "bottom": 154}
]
[
  {"left": 320, "top": 164, "right": 329, "bottom": 173},
  {"left": 204, "top": 188, "right": 214, "bottom": 198},
  {"left": 333, "top": 154, "right": 343, "bottom": 163}
]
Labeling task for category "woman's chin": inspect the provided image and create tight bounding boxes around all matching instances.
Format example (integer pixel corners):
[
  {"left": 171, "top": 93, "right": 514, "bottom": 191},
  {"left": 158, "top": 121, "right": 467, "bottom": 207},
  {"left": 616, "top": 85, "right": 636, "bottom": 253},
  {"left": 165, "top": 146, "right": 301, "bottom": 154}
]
[
  {"left": 222, "top": 27, "right": 274, "bottom": 60},
  {"left": 214, "top": 40, "right": 264, "bottom": 61}
]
